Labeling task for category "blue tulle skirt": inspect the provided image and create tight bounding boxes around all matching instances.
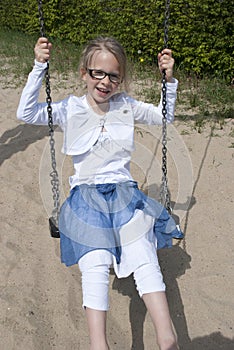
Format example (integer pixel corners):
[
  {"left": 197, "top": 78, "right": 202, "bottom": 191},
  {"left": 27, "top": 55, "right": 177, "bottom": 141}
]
[{"left": 59, "top": 181, "right": 183, "bottom": 266}]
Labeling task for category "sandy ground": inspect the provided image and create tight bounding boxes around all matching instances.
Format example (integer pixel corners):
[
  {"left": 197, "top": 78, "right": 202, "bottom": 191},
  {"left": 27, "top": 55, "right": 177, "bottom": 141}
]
[{"left": 0, "top": 75, "right": 234, "bottom": 350}]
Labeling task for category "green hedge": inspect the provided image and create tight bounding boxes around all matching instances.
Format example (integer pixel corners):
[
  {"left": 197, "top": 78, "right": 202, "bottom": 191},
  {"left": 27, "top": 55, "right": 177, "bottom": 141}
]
[{"left": 0, "top": 0, "right": 233, "bottom": 81}]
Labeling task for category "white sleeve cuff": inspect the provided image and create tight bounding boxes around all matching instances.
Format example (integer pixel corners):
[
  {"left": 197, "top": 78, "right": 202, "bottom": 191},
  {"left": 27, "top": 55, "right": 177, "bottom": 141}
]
[
  {"left": 34, "top": 59, "right": 48, "bottom": 69},
  {"left": 167, "top": 77, "right": 178, "bottom": 86}
]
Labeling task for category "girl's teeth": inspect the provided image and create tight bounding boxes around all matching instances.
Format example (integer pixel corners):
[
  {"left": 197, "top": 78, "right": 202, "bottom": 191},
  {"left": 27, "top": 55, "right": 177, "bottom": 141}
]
[{"left": 98, "top": 87, "right": 108, "bottom": 92}]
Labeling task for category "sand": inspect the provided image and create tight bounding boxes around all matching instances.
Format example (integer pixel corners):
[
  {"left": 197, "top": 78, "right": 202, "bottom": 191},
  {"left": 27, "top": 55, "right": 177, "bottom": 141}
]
[{"left": 0, "top": 75, "right": 234, "bottom": 349}]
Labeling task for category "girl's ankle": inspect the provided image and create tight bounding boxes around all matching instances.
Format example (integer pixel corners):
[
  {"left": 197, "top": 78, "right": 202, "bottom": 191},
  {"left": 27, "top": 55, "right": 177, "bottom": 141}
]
[{"left": 158, "top": 336, "right": 179, "bottom": 350}]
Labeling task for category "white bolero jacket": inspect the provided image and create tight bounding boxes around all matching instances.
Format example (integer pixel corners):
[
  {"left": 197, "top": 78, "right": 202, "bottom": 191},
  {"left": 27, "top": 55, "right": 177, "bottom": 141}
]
[{"left": 17, "top": 61, "right": 178, "bottom": 156}]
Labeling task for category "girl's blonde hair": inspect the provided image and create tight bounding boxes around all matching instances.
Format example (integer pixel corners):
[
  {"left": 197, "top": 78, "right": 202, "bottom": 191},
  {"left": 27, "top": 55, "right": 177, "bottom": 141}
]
[{"left": 79, "top": 36, "right": 129, "bottom": 91}]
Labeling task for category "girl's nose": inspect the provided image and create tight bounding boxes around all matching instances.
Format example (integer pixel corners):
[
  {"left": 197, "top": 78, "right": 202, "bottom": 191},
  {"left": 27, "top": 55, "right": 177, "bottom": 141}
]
[{"left": 101, "top": 75, "right": 111, "bottom": 84}]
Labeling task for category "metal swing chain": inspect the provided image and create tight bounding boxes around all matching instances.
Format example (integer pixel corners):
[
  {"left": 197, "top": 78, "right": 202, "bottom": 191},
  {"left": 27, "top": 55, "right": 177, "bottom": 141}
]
[
  {"left": 160, "top": 0, "right": 185, "bottom": 247},
  {"left": 160, "top": 0, "right": 171, "bottom": 214},
  {"left": 38, "top": 0, "right": 60, "bottom": 226}
]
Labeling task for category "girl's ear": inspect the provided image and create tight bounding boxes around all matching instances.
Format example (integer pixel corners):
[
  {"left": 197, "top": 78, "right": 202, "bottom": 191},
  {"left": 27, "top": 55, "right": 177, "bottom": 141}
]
[{"left": 80, "top": 67, "right": 87, "bottom": 81}]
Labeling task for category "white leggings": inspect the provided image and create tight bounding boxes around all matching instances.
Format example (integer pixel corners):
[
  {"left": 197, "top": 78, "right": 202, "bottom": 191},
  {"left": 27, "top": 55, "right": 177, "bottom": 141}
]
[{"left": 79, "top": 249, "right": 165, "bottom": 311}]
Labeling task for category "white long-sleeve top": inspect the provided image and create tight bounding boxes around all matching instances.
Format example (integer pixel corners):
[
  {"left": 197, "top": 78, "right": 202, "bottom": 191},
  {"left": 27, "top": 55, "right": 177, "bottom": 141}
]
[{"left": 17, "top": 61, "right": 178, "bottom": 187}]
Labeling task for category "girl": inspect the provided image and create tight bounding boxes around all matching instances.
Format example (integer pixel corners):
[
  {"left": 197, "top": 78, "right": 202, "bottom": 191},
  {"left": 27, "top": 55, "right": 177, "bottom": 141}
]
[{"left": 17, "top": 36, "right": 182, "bottom": 350}]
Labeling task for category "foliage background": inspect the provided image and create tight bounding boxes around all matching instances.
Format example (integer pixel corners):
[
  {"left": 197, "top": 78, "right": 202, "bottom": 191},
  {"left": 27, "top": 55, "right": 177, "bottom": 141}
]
[{"left": 0, "top": 0, "right": 233, "bottom": 81}]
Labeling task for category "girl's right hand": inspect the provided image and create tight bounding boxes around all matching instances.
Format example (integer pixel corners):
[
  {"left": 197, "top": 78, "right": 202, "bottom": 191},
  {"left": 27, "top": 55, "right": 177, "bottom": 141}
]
[{"left": 34, "top": 37, "right": 52, "bottom": 63}]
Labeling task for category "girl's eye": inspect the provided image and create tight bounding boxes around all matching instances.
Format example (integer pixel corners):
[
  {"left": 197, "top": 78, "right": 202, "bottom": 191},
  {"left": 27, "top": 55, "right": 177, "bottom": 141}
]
[
  {"left": 93, "top": 70, "right": 105, "bottom": 78},
  {"left": 87, "top": 69, "right": 121, "bottom": 84}
]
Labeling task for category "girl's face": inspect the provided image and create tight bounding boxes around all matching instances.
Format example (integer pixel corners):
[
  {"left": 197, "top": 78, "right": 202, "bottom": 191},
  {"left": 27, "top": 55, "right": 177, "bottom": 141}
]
[{"left": 81, "top": 50, "right": 121, "bottom": 111}]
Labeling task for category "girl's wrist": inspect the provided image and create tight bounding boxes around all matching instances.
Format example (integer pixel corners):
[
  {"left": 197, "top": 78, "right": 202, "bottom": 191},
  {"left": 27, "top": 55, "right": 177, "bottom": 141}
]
[{"left": 167, "top": 78, "right": 173, "bottom": 83}]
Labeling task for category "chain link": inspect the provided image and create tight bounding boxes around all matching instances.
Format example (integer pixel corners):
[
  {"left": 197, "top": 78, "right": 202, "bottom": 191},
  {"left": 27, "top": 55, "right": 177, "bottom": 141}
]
[
  {"left": 38, "top": 0, "right": 60, "bottom": 224},
  {"left": 160, "top": 0, "right": 171, "bottom": 213}
]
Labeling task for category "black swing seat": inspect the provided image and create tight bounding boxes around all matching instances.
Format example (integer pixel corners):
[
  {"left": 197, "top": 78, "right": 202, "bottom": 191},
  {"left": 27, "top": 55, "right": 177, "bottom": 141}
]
[
  {"left": 49, "top": 217, "right": 60, "bottom": 238},
  {"left": 49, "top": 216, "right": 182, "bottom": 240}
]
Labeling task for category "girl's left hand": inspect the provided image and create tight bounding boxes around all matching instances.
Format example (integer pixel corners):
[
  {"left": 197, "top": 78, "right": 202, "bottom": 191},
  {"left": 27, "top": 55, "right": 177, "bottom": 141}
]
[{"left": 158, "top": 49, "right": 174, "bottom": 82}]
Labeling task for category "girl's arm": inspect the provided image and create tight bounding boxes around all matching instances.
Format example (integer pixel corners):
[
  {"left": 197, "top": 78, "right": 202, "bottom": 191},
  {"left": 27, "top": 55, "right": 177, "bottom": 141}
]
[
  {"left": 17, "top": 38, "right": 66, "bottom": 126},
  {"left": 132, "top": 48, "right": 178, "bottom": 125},
  {"left": 17, "top": 61, "right": 50, "bottom": 125},
  {"left": 17, "top": 61, "right": 67, "bottom": 125},
  {"left": 130, "top": 78, "right": 178, "bottom": 125}
]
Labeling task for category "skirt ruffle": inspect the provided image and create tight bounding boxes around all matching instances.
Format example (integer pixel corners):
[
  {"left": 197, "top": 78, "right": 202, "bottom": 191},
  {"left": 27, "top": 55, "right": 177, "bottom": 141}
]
[{"left": 59, "top": 181, "right": 183, "bottom": 266}]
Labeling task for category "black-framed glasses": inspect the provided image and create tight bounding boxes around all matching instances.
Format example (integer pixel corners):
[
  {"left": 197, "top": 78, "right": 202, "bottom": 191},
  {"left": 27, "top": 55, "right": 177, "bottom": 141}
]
[{"left": 87, "top": 69, "right": 121, "bottom": 84}]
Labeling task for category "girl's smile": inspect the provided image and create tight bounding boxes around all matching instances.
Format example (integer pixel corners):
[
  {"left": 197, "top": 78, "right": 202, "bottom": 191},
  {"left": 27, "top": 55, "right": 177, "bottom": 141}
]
[{"left": 81, "top": 50, "right": 121, "bottom": 113}]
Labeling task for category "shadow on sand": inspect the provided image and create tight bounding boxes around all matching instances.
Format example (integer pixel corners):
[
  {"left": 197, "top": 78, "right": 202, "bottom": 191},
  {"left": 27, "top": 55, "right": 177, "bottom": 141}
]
[
  {"left": 0, "top": 124, "right": 49, "bottom": 165},
  {"left": 112, "top": 245, "right": 234, "bottom": 349}
]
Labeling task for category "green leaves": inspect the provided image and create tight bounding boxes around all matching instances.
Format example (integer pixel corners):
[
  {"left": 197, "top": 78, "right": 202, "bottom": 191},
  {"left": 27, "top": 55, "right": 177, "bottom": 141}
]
[{"left": 0, "top": 0, "right": 233, "bottom": 81}]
